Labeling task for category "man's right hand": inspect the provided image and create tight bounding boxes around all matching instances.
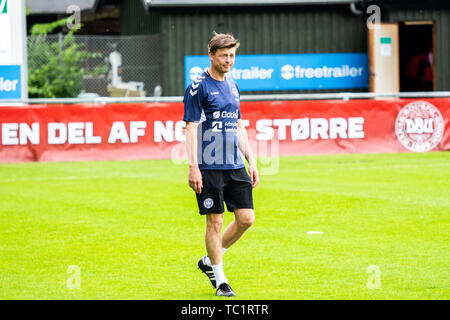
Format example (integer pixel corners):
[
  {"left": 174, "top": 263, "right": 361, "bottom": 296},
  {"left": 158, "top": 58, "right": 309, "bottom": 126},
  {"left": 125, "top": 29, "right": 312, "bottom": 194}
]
[{"left": 188, "top": 165, "right": 203, "bottom": 194}]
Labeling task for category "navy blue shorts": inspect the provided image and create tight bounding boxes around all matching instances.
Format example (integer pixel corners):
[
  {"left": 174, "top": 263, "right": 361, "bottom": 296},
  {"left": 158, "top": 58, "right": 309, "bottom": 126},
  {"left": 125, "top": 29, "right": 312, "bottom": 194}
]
[{"left": 195, "top": 168, "right": 254, "bottom": 215}]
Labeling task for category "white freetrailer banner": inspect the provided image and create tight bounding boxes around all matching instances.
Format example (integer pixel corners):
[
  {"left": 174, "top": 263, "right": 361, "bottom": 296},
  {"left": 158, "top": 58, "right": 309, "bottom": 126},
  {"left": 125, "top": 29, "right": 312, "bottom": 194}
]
[{"left": 0, "top": 0, "right": 27, "bottom": 100}]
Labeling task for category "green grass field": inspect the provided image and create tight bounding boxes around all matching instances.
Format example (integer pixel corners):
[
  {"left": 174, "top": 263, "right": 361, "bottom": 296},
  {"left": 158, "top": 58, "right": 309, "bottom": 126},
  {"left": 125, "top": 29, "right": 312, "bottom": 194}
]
[{"left": 0, "top": 152, "right": 448, "bottom": 300}]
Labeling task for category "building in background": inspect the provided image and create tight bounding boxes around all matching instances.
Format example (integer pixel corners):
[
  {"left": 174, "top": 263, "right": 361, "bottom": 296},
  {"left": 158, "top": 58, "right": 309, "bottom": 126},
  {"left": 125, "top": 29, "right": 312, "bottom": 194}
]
[
  {"left": 24, "top": 0, "right": 450, "bottom": 97},
  {"left": 120, "top": 0, "right": 450, "bottom": 96},
  {"left": 26, "top": 0, "right": 120, "bottom": 35}
]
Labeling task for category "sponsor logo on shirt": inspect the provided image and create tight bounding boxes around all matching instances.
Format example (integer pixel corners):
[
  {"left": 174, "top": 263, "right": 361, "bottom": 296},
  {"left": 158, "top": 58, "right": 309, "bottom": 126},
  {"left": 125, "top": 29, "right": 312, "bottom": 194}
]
[
  {"left": 211, "top": 109, "right": 239, "bottom": 121},
  {"left": 221, "top": 109, "right": 239, "bottom": 119},
  {"left": 212, "top": 121, "right": 223, "bottom": 132}
]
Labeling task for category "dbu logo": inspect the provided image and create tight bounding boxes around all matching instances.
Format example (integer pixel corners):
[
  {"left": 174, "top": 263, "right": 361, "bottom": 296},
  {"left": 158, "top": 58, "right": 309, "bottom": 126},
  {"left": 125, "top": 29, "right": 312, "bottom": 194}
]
[
  {"left": 395, "top": 101, "right": 444, "bottom": 152},
  {"left": 406, "top": 118, "right": 434, "bottom": 134}
]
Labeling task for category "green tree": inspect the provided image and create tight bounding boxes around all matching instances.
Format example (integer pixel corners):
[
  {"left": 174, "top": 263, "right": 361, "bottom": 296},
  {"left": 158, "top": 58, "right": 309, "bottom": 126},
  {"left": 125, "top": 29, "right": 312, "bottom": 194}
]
[{"left": 28, "top": 18, "right": 106, "bottom": 98}]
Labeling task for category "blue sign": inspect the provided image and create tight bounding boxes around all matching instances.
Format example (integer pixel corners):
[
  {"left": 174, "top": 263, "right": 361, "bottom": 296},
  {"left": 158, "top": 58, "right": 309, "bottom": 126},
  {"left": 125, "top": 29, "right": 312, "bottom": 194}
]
[
  {"left": 185, "top": 53, "right": 368, "bottom": 91},
  {"left": 0, "top": 65, "right": 21, "bottom": 99}
]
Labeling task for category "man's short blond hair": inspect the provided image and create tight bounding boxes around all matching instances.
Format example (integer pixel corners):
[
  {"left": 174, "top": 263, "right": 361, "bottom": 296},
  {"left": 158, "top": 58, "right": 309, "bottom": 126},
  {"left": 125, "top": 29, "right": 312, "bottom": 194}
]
[{"left": 208, "top": 32, "right": 240, "bottom": 55}]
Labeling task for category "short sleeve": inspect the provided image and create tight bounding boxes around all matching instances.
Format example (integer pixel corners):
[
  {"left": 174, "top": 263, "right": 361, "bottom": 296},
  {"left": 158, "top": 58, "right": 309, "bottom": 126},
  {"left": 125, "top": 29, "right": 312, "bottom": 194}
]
[{"left": 183, "top": 82, "right": 204, "bottom": 122}]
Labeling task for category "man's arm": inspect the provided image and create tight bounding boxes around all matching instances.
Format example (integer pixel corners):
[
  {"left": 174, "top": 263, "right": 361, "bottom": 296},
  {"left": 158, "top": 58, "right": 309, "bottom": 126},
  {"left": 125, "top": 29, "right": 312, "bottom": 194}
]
[
  {"left": 237, "top": 119, "right": 259, "bottom": 188},
  {"left": 185, "top": 121, "right": 203, "bottom": 194}
]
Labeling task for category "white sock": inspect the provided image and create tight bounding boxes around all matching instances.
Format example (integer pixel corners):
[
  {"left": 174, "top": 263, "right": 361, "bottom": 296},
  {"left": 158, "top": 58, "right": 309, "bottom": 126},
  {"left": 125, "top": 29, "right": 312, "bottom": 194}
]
[
  {"left": 211, "top": 263, "right": 228, "bottom": 288},
  {"left": 204, "top": 247, "right": 228, "bottom": 267}
]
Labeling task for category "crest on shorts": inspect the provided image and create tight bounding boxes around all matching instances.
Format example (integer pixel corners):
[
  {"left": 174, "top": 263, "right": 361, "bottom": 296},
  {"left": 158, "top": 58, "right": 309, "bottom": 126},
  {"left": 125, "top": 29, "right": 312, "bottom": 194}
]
[
  {"left": 395, "top": 101, "right": 444, "bottom": 153},
  {"left": 203, "top": 198, "right": 214, "bottom": 209}
]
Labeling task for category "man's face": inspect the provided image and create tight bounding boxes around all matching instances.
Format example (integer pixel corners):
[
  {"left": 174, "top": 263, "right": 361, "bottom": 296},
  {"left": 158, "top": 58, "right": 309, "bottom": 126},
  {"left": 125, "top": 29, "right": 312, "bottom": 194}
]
[{"left": 209, "top": 47, "right": 236, "bottom": 74}]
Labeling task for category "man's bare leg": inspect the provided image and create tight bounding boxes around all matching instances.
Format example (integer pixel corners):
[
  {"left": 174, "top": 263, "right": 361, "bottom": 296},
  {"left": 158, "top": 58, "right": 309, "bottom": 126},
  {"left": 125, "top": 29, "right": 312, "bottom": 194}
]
[
  {"left": 205, "top": 213, "right": 229, "bottom": 287},
  {"left": 222, "top": 208, "right": 255, "bottom": 249},
  {"left": 205, "top": 213, "right": 224, "bottom": 265}
]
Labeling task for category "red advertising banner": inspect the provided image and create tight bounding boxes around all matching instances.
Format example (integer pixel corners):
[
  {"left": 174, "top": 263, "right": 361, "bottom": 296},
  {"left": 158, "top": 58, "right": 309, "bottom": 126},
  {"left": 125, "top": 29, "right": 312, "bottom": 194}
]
[{"left": 0, "top": 98, "right": 449, "bottom": 163}]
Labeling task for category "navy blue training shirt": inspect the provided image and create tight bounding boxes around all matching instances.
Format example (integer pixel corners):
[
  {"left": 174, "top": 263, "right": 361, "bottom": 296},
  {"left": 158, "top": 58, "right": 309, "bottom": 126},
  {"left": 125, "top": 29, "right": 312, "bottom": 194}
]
[{"left": 183, "top": 71, "right": 245, "bottom": 170}]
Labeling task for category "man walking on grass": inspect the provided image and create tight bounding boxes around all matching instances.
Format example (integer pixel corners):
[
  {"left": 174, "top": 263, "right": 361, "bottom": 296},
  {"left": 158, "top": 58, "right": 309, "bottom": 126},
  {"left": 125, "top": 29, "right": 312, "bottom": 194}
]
[{"left": 183, "top": 32, "right": 259, "bottom": 297}]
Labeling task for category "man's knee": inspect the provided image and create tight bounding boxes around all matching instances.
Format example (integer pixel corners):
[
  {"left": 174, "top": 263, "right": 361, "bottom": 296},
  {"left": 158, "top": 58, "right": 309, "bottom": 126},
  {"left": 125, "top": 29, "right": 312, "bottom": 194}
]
[
  {"left": 236, "top": 210, "right": 255, "bottom": 230},
  {"left": 206, "top": 213, "right": 223, "bottom": 233}
]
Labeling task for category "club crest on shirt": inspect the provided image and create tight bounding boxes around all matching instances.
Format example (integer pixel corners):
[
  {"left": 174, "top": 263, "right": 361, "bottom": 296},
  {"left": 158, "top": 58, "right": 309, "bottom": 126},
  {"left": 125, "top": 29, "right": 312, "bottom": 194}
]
[{"left": 232, "top": 87, "right": 239, "bottom": 97}]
